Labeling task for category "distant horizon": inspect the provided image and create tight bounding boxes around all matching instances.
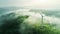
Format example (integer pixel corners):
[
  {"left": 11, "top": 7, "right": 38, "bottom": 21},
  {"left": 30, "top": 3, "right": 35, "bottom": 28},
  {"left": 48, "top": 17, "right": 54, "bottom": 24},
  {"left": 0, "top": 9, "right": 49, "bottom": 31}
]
[
  {"left": 0, "top": 0, "right": 60, "bottom": 9},
  {"left": 0, "top": 6, "right": 60, "bottom": 11}
]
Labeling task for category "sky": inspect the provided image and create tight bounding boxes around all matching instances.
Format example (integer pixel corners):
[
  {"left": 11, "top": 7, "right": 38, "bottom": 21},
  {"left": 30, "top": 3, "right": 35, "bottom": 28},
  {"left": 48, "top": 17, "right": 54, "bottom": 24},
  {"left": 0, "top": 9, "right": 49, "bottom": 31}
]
[{"left": 0, "top": 0, "right": 60, "bottom": 9}]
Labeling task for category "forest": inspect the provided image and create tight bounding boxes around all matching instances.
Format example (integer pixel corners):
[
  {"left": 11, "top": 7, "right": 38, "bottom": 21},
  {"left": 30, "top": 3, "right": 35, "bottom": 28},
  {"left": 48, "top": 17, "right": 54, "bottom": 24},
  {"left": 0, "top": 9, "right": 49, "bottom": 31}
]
[{"left": 0, "top": 11, "right": 60, "bottom": 34}]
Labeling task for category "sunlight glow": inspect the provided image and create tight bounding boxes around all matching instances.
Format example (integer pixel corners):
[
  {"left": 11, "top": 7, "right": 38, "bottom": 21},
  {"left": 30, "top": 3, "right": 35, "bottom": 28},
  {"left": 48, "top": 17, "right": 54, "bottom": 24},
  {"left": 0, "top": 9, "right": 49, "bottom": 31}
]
[
  {"left": 40, "top": 0, "right": 48, "bottom": 3},
  {"left": 24, "top": 0, "right": 51, "bottom": 8},
  {"left": 23, "top": 0, "right": 58, "bottom": 9}
]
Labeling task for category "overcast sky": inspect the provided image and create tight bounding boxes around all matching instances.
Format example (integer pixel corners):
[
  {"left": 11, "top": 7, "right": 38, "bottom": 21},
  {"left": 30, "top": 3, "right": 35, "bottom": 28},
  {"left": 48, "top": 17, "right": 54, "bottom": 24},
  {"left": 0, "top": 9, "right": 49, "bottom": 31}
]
[{"left": 0, "top": 0, "right": 60, "bottom": 9}]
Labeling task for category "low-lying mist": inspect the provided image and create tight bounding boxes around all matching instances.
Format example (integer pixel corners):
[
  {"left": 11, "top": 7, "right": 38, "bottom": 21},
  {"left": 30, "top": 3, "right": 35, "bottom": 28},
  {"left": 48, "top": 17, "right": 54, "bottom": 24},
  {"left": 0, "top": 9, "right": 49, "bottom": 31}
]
[{"left": 0, "top": 8, "right": 60, "bottom": 34}]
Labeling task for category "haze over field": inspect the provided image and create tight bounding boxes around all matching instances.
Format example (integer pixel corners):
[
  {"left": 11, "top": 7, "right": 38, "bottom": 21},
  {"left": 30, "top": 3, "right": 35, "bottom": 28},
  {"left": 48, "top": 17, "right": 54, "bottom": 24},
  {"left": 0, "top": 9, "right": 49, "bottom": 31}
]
[{"left": 0, "top": 7, "right": 60, "bottom": 28}]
